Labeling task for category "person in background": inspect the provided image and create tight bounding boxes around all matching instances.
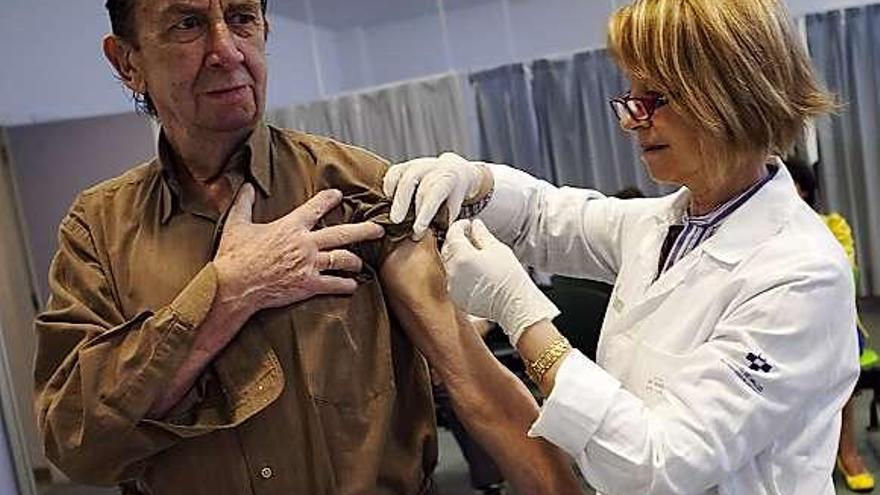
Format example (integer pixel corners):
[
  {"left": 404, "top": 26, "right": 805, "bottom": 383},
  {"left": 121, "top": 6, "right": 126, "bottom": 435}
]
[
  {"left": 787, "top": 158, "right": 876, "bottom": 493},
  {"left": 613, "top": 186, "right": 645, "bottom": 200}
]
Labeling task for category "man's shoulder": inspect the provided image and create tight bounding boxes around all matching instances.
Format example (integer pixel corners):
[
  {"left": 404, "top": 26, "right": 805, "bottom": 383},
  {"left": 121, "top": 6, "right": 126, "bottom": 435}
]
[
  {"left": 79, "top": 160, "right": 160, "bottom": 200},
  {"left": 71, "top": 159, "right": 161, "bottom": 220},
  {"left": 269, "top": 125, "right": 389, "bottom": 170}
]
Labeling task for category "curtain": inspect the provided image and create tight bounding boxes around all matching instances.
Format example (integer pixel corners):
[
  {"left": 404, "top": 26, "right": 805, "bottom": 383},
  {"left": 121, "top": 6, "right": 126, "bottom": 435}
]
[
  {"left": 268, "top": 74, "right": 470, "bottom": 163},
  {"left": 469, "top": 64, "right": 547, "bottom": 179},
  {"left": 530, "top": 51, "right": 667, "bottom": 195},
  {"left": 807, "top": 5, "right": 880, "bottom": 296}
]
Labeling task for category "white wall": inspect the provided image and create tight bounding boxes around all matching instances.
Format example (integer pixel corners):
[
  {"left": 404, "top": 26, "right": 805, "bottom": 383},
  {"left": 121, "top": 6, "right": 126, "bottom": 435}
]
[
  {"left": 1, "top": 0, "right": 876, "bottom": 126},
  {"left": 312, "top": 0, "right": 613, "bottom": 95},
  {"left": 0, "top": 418, "right": 19, "bottom": 495},
  {"left": 308, "top": 0, "right": 878, "bottom": 98},
  {"left": 0, "top": 2, "right": 322, "bottom": 127},
  {"left": 0, "top": 0, "right": 125, "bottom": 126},
  {"left": 786, "top": 0, "right": 878, "bottom": 15},
  {"left": 6, "top": 113, "right": 155, "bottom": 300},
  {"left": 0, "top": 143, "right": 45, "bottom": 473},
  {"left": 265, "top": 11, "right": 324, "bottom": 106}
]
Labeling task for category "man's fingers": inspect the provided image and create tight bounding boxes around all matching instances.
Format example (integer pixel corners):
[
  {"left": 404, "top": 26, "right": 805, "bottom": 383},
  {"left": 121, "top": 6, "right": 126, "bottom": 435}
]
[
  {"left": 311, "top": 275, "right": 359, "bottom": 295},
  {"left": 469, "top": 219, "right": 498, "bottom": 250},
  {"left": 316, "top": 249, "right": 363, "bottom": 273},
  {"left": 227, "top": 183, "right": 256, "bottom": 225},
  {"left": 287, "top": 189, "right": 344, "bottom": 229},
  {"left": 312, "top": 222, "right": 385, "bottom": 250}
]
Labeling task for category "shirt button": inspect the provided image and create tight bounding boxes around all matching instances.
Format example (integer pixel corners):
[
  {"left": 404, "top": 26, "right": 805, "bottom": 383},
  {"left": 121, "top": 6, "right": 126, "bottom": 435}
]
[{"left": 260, "top": 466, "right": 273, "bottom": 479}]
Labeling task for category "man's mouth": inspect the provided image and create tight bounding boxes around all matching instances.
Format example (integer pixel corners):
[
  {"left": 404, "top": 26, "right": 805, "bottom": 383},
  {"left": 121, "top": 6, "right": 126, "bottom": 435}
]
[{"left": 206, "top": 85, "right": 248, "bottom": 96}]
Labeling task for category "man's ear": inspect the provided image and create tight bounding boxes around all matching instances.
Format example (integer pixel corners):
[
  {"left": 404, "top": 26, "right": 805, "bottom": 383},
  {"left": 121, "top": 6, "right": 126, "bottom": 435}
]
[{"left": 103, "top": 34, "right": 146, "bottom": 94}]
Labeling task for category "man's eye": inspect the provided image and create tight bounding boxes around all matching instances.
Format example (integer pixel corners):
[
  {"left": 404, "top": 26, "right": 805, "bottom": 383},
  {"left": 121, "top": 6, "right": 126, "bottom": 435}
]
[
  {"left": 228, "top": 13, "right": 258, "bottom": 25},
  {"left": 171, "top": 16, "right": 201, "bottom": 31}
]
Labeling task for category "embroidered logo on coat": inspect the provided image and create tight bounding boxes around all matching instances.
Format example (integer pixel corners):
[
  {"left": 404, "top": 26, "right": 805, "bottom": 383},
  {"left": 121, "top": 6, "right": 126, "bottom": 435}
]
[
  {"left": 722, "top": 358, "right": 765, "bottom": 395},
  {"left": 746, "top": 352, "right": 773, "bottom": 373}
]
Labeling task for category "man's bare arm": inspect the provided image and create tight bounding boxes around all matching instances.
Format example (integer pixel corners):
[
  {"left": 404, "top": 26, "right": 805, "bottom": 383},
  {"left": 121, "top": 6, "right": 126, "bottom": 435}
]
[{"left": 380, "top": 236, "right": 583, "bottom": 495}]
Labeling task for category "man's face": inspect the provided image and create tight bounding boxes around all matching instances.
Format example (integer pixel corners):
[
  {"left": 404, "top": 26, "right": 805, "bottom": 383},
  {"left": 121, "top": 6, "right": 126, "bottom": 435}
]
[{"left": 128, "top": 0, "right": 268, "bottom": 133}]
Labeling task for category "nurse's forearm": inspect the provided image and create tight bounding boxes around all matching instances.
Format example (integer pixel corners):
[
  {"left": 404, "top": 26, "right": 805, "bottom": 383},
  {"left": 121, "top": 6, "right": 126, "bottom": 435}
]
[
  {"left": 516, "top": 320, "right": 572, "bottom": 397},
  {"left": 418, "top": 313, "right": 583, "bottom": 495}
]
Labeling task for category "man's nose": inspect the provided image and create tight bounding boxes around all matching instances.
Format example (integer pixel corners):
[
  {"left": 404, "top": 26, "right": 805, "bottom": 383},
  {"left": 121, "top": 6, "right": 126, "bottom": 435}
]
[{"left": 206, "top": 21, "right": 244, "bottom": 67}]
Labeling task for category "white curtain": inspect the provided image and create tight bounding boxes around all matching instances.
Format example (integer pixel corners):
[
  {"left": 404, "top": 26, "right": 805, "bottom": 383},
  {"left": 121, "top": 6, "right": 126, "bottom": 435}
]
[
  {"left": 268, "top": 73, "right": 471, "bottom": 163},
  {"left": 807, "top": 5, "right": 880, "bottom": 296},
  {"left": 530, "top": 51, "right": 670, "bottom": 196}
]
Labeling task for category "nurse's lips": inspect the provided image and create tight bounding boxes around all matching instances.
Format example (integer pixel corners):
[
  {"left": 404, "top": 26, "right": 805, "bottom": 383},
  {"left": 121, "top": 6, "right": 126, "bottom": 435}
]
[{"left": 641, "top": 143, "right": 669, "bottom": 153}]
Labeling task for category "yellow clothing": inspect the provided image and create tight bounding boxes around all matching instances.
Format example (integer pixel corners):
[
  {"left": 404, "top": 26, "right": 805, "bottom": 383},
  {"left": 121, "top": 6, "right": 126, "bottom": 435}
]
[{"left": 822, "top": 213, "right": 856, "bottom": 268}]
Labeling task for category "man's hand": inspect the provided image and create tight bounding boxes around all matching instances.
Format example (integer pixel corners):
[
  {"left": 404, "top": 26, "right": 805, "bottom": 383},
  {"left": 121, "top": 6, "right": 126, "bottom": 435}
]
[
  {"left": 214, "top": 184, "right": 385, "bottom": 317},
  {"left": 383, "top": 152, "right": 491, "bottom": 241},
  {"left": 441, "top": 219, "right": 559, "bottom": 346}
]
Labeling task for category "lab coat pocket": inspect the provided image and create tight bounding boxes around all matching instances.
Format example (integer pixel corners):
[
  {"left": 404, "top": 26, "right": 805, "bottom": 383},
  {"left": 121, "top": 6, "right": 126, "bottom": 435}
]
[{"left": 625, "top": 341, "right": 691, "bottom": 408}]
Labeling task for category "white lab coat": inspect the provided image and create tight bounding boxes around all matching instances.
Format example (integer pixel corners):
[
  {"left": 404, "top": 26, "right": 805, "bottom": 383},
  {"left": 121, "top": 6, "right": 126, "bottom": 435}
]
[{"left": 477, "top": 158, "right": 858, "bottom": 495}]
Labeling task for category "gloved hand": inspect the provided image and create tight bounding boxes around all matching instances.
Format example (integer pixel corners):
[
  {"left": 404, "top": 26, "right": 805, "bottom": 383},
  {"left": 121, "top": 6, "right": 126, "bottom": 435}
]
[
  {"left": 383, "top": 152, "right": 488, "bottom": 241},
  {"left": 441, "top": 219, "right": 560, "bottom": 346}
]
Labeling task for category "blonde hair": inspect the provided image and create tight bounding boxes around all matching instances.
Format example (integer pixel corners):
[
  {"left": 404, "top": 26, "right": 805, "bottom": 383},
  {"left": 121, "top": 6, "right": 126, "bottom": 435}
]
[{"left": 608, "top": 0, "right": 836, "bottom": 176}]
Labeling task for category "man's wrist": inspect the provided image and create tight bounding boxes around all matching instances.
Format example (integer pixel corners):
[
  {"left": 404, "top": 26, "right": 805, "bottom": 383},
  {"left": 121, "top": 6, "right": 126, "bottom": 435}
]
[{"left": 212, "top": 262, "right": 258, "bottom": 326}]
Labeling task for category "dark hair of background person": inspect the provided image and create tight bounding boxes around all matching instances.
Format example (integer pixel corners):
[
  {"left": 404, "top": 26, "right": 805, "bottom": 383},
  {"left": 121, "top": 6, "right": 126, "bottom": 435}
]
[
  {"left": 104, "top": 0, "right": 269, "bottom": 117},
  {"left": 785, "top": 157, "right": 818, "bottom": 210},
  {"left": 613, "top": 186, "right": 645, "bottom": 199}
]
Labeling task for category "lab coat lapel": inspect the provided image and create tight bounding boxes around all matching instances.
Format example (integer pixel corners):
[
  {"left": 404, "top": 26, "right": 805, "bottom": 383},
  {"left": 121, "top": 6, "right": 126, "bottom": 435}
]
[
  {"left": 701, "top": 158, "right": 794, "bottom": 265},
  {"left": 624, "top": 189, "right": 693, "bottom": 319}
]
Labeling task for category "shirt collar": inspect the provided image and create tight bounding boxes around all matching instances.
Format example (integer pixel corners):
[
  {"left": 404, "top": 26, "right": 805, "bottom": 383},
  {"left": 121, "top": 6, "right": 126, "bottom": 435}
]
[{"left": 158, "top": 122, "right": 273, "bottom": 223}]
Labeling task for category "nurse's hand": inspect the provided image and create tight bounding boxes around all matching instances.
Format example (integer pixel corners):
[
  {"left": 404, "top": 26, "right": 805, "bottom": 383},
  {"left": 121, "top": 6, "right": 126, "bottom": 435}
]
[
  {"left": 383, "top": 152, "right": 491, "bottom": 241},
  {"left": 441, "top": 219, "right": 559, "bottom": 346}
]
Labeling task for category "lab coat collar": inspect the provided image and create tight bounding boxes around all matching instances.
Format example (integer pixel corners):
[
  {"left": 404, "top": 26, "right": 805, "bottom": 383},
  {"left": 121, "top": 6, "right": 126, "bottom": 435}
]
[
  {"left": 700, "top": 156, "right": 795, "bottom": 265},
  {"left": 649, "top": 156, "right": 796, "bottom": 266}
]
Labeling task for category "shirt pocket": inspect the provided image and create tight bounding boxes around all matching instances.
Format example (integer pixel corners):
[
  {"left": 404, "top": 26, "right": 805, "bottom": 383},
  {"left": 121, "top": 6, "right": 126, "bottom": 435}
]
[{"left": 290, "top": 273, "right": 396, "bottom": 409}]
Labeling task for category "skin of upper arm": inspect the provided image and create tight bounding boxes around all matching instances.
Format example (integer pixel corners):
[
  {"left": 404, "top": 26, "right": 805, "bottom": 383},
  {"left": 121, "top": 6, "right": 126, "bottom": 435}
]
[{"left": 378, "top": 235, "right": 462, "bottom": 370}]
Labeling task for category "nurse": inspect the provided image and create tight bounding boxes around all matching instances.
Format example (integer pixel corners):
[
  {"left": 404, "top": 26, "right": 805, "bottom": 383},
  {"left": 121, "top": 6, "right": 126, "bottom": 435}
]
[{"left": 384, "top": 0, "right": 859, "bottom": 493}]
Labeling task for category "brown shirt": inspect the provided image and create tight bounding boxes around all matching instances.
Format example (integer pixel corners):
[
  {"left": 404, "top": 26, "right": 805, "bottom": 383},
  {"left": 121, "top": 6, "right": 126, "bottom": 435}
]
[{"left": 34, "top": 124, "right": 438, "bottom": 495}]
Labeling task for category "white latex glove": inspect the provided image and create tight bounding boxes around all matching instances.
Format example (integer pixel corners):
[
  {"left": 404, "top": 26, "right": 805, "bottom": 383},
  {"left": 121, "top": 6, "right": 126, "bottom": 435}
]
[
  {"left": 383, "top": 152, "right": 486, "bottom": 241},
  {"left": 441, "top": 219, "right": 560, "bottom": 346}
]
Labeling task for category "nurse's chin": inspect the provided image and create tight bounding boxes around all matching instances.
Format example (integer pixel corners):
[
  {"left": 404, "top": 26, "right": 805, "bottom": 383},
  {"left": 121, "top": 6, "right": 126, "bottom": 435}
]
[{"left": 641, "top": 158, "right": 683, "bottom": 187}]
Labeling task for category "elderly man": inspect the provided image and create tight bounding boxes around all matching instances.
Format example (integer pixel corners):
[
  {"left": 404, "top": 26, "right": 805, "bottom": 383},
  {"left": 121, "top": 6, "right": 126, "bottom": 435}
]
[{"left": 33, "top": 1, "right": 579, "bottom": 494}]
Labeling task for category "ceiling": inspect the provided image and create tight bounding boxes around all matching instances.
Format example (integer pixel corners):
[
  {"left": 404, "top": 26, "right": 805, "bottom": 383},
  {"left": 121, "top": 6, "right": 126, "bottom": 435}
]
[{"left": 270, "top": 0, "right": 504, "bottom": 30}]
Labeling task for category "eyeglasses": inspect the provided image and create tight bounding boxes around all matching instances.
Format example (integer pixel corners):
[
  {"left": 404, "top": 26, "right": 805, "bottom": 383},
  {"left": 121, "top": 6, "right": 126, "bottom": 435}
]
[{"left": 609, "top": 92, "right": 669, "bottom": 124}]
